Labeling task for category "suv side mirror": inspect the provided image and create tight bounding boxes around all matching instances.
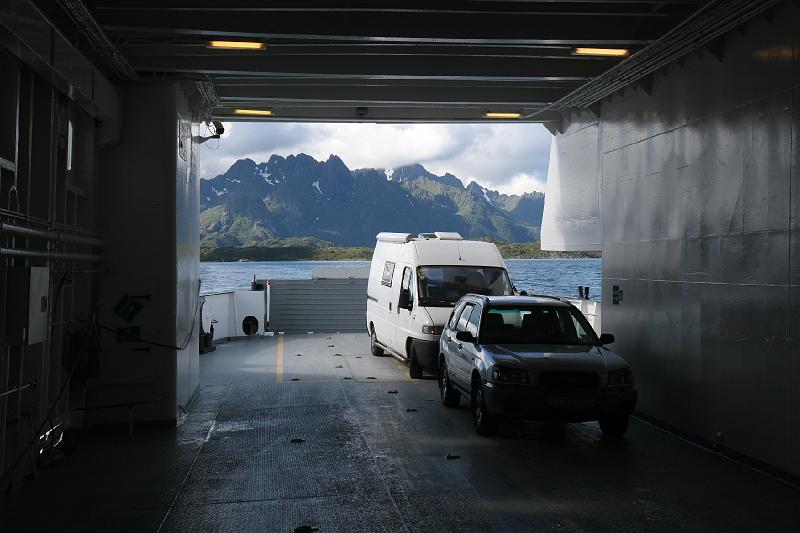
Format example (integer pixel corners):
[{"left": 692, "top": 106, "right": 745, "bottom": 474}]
[
  {"left": 456, "top": 330, "right": 476, "bottom": 344},
  {"left": 519, "top": 290, "right": 528, "bottom": 296},
  {"left": 398, "top": 289, "right": 412, "bottom": 311},
  {"left": 599, "top": 333, "right": 615, "bottom": 345}
]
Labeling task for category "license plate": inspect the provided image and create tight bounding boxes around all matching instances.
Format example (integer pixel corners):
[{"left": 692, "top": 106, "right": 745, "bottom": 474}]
[{"left": 547, "top": 396, "right": 596, "bottom": 408}]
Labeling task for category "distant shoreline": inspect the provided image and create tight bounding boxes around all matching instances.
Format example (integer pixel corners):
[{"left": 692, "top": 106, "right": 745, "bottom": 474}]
[
  {"left": 200, "top": 241, "right": 600, "bottom": 262},
  {"left": 200, "top": 257, "right": 602, "bottom": 263}
]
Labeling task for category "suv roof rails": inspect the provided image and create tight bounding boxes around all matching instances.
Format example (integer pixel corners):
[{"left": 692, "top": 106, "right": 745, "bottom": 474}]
[
  {"left": 525, "top": 293, "right": 562, "bottom": 300},
  {"left": 514, "top": 293, "right": 572, "bottom": 305},
  {"left": 517, "top": 293, "right": 569, "bottom": 303},
  {"left": 468, "top": 294, "right": 569, "bottom": 304}
]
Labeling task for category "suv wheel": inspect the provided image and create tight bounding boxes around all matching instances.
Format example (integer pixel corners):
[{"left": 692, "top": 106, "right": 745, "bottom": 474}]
[
  {"left": 599, "top": 414, "right": 629, "bottom": 439},
  {"left": 370, "top": 328, "right": 384, "bottom": 357},
  {"left": 439, "top": 361, "right": 460, "bottom": 407},
  {"left": 472, "top": 381, "right": 497, "bottom": 436},
  {"left": 409, "top": 346, "right": 423, "bottom": 379}
]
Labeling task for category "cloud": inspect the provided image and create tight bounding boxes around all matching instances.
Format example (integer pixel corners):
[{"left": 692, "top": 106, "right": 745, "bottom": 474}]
[
  {"left": 420, "top": 124, "right": 551, "bottom": 193},
  {"left": 197, "top": 122, "right": 552, "bottom": 195},
  {"left": 501, "top": 173, "right": 548, "bottom": 197}
]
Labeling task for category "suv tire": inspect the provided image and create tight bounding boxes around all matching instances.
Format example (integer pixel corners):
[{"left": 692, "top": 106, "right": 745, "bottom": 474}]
[
  {"left": 599, "top": 414, "right": 629, "bottom": 439},
  {"left": 409, "top": 346, "right": 423, "bottom": 379},
  {"left": 370, "top": 328, "right": 384, "bottom": 357},
  {"left": 439, "top": 361, "right": 460, "bottom": 407},
  {"left": 472, "top": 381, "right": 497, "bottom": 436}
]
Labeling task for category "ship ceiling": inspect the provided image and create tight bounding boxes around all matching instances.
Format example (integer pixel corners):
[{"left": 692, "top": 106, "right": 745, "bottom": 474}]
[{"left": 38, "top": 0, "right": 712, "bottom": 123}]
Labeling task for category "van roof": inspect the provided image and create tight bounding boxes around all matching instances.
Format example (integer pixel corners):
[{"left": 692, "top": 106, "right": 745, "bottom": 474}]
[
  {"left": 375, "top": 231, "right": 463, "bottom": 243},
  {"left": 373, "top": 232, "right": 506, "bottom": 268},
  {"left": 410, "top": 239, "right": 504, "bottom": 267}
]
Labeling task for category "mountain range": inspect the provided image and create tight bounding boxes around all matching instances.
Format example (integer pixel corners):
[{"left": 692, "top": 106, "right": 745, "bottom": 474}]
[{"left": 200, "top": 154, "right": 544, "bottom": 247}]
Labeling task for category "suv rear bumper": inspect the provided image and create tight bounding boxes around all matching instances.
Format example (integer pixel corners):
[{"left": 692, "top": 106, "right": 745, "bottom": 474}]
[{"left": 483, "top": 382, "right": 637, "bottom": 422}]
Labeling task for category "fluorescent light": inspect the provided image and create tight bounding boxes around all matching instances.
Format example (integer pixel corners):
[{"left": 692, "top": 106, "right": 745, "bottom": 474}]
[
  {"left": 484, "top": 111, "right": 522, "bottom": 119},
  {"left": 207, "top": 40, "right": 266, "bottom": 51},
  {"left": 573, "top": 47, "right": 629, "bottom": 57},
  {"left": 233, "top": 109, "right": 274, "bottom": 117}
]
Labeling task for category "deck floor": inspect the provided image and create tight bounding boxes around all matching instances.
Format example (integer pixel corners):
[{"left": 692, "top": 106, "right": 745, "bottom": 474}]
[{"left": 2, "top": 333, "right": 798, "bottom": 532}]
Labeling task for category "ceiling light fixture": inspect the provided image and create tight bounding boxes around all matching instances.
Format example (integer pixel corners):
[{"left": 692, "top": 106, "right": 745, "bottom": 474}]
[
  {"left": 233, "top": 109, "right": 274, "bottom": 117},
  {"left": 484, "top": 111, "right": 522, "bottom": 119},
  {"left": 207, "top": 40, "right": 266, "bottom": 51},
  {"left": 572, "top": 47, "right": 630, "bottom": 57}
]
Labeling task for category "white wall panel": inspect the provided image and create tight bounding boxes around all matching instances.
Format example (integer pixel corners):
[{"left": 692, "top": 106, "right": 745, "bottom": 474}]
[{"left": 541, "top": 125, "right": 603, "bottom": 251}]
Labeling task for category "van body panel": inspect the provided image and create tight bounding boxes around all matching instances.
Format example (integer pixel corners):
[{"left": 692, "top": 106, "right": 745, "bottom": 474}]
[
  {"left": 423, "top": 307, "right": 454, "bottom": 326},
  {"left": 366, "top": 241, "right": 404, "bottom": 343}
]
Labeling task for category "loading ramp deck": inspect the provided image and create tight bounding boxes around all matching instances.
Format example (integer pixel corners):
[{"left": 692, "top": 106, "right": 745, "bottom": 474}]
[{"left": 2, "top": 334, "right": 797, "bottom": 532}]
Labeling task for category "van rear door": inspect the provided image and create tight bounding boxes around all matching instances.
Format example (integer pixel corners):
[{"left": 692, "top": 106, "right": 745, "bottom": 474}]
[{"left": 373, "top": 259, "right": 397, "bottom": 346}]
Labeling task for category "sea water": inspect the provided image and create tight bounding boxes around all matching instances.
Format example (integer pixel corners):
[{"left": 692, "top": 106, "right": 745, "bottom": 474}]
[{"left": 200, "top": 258, "right": 603, "bottom": 301}]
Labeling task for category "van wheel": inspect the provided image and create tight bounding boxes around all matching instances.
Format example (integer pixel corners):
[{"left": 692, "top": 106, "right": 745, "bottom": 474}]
[
  {"left": 409, "top": 346, "right": 423, "bottom": 379},
  {"left": 439, "top": 361, "right": 460, "bottom": 407},
  {"left": 370, "top": 328, "right": 384, "bottom": 357},
  {"left": 472, "top": 381, "right": 497, "bottom": 436}
]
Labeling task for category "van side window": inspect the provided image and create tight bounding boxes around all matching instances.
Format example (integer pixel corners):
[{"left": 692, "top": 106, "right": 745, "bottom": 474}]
[
  {"left": 456, "top": 304, "right": 474, "bottom": 332},
  {"left": 449, "top": 302, "right": 466, "bottom": 329},
  {"left": 466, "top": 306, "right": 481, "bottom": 336},
  {"left": 381, "top": 261, "right": 396, "bottom": 287}
]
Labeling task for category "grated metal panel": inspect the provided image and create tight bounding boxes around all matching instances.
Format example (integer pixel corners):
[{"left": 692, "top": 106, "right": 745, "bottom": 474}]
[
  {"left": 162, "top": 494, "right": 405, "bottom": 533},
  {"left": 267, "top": 278, "right": 368, "bottom": 333}
]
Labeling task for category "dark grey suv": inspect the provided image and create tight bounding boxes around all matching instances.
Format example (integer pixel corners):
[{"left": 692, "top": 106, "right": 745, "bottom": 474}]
[{"left": 438, "top": 295, "right": 637, "bottom": 437}]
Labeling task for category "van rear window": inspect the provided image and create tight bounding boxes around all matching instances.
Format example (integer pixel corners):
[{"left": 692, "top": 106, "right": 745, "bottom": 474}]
[{"left": 381, "top": 261, "right": 396, "bottom": 287}]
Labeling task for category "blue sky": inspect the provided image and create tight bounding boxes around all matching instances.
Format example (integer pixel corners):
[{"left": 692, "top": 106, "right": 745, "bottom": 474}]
[{"left": 198, "top": 122, "right": 552, "bottom": 195}]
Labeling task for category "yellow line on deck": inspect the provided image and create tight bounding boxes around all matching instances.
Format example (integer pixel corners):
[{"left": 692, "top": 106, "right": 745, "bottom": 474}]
[{"left": 276, "top": 335, "right": 285, "bottom": 383}]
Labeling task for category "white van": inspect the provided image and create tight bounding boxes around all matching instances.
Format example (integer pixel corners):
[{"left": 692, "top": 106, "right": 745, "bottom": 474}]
[{"left": 366, "top": 232, "right": 514, "bottom": 378}]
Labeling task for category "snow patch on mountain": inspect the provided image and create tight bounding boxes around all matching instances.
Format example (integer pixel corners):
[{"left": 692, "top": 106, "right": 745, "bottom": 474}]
[{"left": 258, "top": 167, "right": 279, "bottom": 185}]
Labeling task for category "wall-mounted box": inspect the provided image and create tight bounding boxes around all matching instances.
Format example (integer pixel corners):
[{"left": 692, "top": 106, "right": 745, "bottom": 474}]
[{"left": 4, "top": 266, "right": 50, "bottom": 345}]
